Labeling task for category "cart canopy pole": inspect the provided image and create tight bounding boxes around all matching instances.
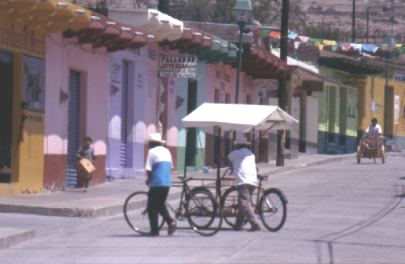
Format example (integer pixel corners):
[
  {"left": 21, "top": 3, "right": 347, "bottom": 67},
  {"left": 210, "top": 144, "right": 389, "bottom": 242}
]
[
  {"left": 183, "top": 128, "right": 189, "bottom": 178},
  {"left": 214, "top": 126, "right": 221, "bottom": 199}
]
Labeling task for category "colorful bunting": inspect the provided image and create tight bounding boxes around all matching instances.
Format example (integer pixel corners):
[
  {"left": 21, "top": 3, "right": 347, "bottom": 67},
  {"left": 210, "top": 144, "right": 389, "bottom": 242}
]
[{"left": 264, "top": 28, "right": 405, "bottom": 61}]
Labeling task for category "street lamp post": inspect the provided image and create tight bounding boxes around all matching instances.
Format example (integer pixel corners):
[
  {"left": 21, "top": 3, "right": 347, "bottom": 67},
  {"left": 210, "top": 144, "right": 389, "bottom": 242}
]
[
  {"left": 233, "top": 0, "right": 252, "bottom": 105},
  {"left": 352, "top": 0, "right": 356, "bottom": 43},
  {"left": 365, "top": 0, "right": 369, "bottom": 43},
  {"left": 276, "top": 0, "right": 289, "bottom": 167},
  {"left": 232, "top": 0, "right": 252, "bottom": 144}
]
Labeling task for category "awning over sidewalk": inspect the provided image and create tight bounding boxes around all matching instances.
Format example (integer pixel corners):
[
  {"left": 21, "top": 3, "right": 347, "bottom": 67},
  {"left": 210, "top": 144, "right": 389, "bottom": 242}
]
[
  {"left": 182, "top": 103, "right": 298, "bottom": 132},
  {"left": 63, "top": 12, "right": 148, "bottom": 52},
  {"left": 0, "top": 0, "right": 91, "bottom": 32},
  {"left": 271, "top": 49, "right": 319, "bottom": 74},
  {"left": 241, "top": 44, "right": 288, "bottom": 79}
]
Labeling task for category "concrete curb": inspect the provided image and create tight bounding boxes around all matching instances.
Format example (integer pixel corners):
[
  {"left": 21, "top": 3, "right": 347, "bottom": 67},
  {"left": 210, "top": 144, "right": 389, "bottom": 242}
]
[
  {"left": 0, "top": 190, "right": 183, "bottom": 218},
  {"left": 0, "top": 228, "right": 35, "bottom": 250},
  {"left": 262, "top": 152, "right": 404, "bottom": 176},
  {"left": 261, "top": 154, "right": 355, "bottom": 176}
]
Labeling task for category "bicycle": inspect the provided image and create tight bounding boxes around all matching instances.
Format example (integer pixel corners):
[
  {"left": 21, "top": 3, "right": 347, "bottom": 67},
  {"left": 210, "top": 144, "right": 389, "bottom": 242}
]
[
  {"left": 123, "top": 177, "right": 222, "bottom": 236},
  {"left": 220, "top": 174, "right": 288, "bottom": 232}
]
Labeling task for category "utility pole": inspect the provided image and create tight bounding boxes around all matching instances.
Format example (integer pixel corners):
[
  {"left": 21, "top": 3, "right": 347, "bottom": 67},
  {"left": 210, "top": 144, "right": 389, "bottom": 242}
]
[
  {"left": 352, "top": 0, "right": 356, "bottom": 43},
  {"left": 276, "top": 0, "right": 289, "bottom": 167},
  {"left": 366, "top": 6, "right": 369, "bottom": 43},
  {"left": 158, "top": 0, "right": 169, "bottom": 13},
  {"left": 384, "top": 0, "right": 395, "bottom": 139},
  {"left": 390, "top": 0, "right": 394, "bottom": 37}
]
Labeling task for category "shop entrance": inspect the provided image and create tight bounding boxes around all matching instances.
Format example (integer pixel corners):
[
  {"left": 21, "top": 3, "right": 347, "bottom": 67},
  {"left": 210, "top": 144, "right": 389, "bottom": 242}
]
[
  {"left": 66, "top": 70, "right": 81, "bottom": 187},
  {"left": 0, "top": 51, "right": 13, "bottom": 183}
]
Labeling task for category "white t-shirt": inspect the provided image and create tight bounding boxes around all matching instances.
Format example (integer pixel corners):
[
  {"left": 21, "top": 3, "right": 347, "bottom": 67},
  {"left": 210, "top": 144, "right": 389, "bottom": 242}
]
[
  {"left": 228, "top": 148, "right": 258, "bottom": 186},
  {"left": 145, "top": 146, "right": 173, "bottom": 187},
  {"left": 365, "top": 124, "right": 382, "bottom": 137}
]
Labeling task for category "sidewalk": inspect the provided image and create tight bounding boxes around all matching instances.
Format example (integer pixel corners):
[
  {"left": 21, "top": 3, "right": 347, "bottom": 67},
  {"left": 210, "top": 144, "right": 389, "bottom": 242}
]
[{"left": 0, "top": 153, "right": 358, "bottom": 219}]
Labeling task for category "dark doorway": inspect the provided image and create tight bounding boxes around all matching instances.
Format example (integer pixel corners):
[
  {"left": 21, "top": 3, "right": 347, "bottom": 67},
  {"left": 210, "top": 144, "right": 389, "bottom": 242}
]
[
  {"left": 0, "top": 51, "right": 13, "bottom": 183},
  {"left": 186, "top": 79, "right": 197, "bottom": 167},
  {"left": 328, "top": 86, "right": 337, "bottom": 143},
  {"left": 66, "top": 70, "right": 81, "bottom": 187},
  {"left": 120, "top": 60, "right": 130, "bottom": 168},
  {"left": 299, "top": 95, "right": 307, "bottom": 152},
  {"left": 385, "top": 85, "right": 394, "bottom": 138}
]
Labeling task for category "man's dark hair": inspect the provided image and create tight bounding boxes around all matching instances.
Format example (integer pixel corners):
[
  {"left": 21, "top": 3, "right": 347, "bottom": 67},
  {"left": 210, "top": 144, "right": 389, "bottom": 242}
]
[
  {"left": 84, "top": 136, "right": 93, "bottom": 142},
  {"left": 235, "top": 142, "right": 251, "bottom": 150},
  {"left": 371, "top": 118, "right": 378, "bottom": 123},
  {"left": 148, "top": 141, "right": 162, "bottom": 149}
]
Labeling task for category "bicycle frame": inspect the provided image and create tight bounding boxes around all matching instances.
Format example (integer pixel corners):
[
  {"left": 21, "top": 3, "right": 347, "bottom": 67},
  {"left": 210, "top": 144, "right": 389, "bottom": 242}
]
[
  {"left": 169, "top": 177, "right": 192, "bottom": 220},
  {"left": 253, "top": 177, "right": 265, "bottom": 213}
]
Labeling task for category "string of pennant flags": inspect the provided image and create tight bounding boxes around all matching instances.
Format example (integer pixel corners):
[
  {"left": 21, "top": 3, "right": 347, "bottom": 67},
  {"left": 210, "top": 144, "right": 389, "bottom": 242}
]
[{"left": 261, "top": 29, "right": 405, "bottom": 60}]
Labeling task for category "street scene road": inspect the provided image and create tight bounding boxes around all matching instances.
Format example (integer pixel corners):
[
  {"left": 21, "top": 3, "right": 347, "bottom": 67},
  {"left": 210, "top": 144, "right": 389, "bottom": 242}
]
[{"left": 0, "top": 156, "right": 404, "bottom": 264}]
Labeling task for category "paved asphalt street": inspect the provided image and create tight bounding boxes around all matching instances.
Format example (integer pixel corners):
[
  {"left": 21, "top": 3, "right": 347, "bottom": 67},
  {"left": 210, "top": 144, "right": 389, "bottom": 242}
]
[{"left": 0, "top": 156, "right": 404, "bottom": 264}]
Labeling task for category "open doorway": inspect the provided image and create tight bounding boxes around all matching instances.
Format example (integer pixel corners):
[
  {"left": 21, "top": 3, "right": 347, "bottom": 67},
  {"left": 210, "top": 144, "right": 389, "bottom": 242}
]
[
  {"left": 0, "top": 51, "right": 13, "bottom": 183},
  {"left": 66, "top": 70, "right": 81, "bottom": 187},
  {"left": 186, "top": 79, "right": 197, "bottom": 167}
]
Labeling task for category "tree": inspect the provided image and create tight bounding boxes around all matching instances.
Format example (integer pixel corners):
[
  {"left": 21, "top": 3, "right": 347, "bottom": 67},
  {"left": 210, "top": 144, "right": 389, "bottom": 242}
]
[
  {"left": 164, "top": 0, "right": 306, "bottom": 32},
  {"left": 160, "top": 0, "right": 214, "bottom": 22},
  {"left": 251, "top": 0, "right": 306, "bottom": 32}
]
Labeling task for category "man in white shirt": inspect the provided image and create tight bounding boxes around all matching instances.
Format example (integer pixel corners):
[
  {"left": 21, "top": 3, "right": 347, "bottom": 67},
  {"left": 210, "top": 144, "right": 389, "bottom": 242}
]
[
  {"left": 145, "top": 133, "right": 176, "bottom": 236},
  {"left": 365, "top": 118, "right": 382, "bottom": 138},
  {"left": 364, "top": 118, "right": 384, "bottom": 146},
  {"left": 228, "top": 141, "right": 261, "bottom": 231}
]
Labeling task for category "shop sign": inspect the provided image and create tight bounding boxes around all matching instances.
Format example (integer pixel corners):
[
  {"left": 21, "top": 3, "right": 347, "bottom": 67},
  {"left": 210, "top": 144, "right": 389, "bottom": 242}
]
[
  {"left": 0, "top": 24, "right": 45, "bottom": 57},
  {"left": 394, "top": 95, "right": 400, "bottom": 124},
  {"left": 159, "top": 55, "right": 197, "bottom": 78}
]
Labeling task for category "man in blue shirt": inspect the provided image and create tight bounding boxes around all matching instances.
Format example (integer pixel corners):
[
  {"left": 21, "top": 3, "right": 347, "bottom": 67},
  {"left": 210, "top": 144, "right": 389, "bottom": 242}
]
[{"left": 145, "top": 133, "right": 176, "bottom": 236}]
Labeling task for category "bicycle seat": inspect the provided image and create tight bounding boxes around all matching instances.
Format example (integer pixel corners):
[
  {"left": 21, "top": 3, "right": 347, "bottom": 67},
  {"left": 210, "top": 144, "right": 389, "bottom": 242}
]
[{"left": 258, "top": 174, "right": 269, "bottom": 181}]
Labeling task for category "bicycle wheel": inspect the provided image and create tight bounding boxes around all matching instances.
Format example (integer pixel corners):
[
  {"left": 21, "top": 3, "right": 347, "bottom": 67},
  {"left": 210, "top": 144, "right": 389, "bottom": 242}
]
[
  {"left": 123, "top": 191, "right": 165, "bottom": 235},
  {"left": 123, "top": 191, "right": 150, "bottom": 235},
  {"left": 185, "top": 187, "right": 221, "bottom": 236},
  {"left": 259, "top": 188, "right": 287, "bottom": 232},
  {"left": 221, "top": 186, "right": 239, "bottom": 228}
]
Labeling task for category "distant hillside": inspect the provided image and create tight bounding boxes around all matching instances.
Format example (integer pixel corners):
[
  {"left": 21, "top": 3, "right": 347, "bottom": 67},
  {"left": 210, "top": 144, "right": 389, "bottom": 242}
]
[{"left": 300, "top": 0, "right": 405, "bottom": 43}]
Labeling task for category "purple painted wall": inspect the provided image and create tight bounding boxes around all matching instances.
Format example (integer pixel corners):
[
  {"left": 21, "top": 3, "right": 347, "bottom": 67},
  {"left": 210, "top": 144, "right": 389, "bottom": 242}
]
[{"left": 107, "top": 44, "right": 179, "bottom": 178}]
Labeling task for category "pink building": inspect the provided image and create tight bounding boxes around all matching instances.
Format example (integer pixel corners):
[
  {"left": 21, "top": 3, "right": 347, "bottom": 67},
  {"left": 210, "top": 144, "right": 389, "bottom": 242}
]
[
  {"left": 44, "top": 33, "right": 109, "bottom": 189},
  {"left": 43, "top": 12, "right": 148, "bottom": 189}
]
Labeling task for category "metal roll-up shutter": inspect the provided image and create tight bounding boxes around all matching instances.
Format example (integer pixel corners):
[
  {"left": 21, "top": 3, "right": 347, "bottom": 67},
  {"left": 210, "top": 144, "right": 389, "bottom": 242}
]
[
  {"left": 120, "top": 61, "right": 129, "bottom": 168},
  {"left": 0, "top": 52, "right": 13, "bottom": 183},
  {"left": 66, "top": 70, "right": 81, "bottom": 187}
]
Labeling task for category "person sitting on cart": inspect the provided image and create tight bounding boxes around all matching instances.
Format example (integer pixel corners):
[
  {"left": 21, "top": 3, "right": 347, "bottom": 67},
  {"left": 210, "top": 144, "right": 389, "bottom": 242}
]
[
  {"left": 145, "top": 133, "right": 177, "bottom": 236},
  {"left": 228, "top": 140, "right": 262, "bottom": 232},
  {"left": 364, "top": 118, "right": 383, "bottom": 146}
]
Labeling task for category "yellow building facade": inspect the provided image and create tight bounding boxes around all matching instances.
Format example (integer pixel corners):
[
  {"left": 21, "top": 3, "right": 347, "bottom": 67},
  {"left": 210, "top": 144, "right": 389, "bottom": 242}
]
[
  {"left": 0, "top": 24, "right": 46, "bottom": 195},
  {"left": 360, "top": 76, "right": 405, "bottom": 147},
  {"left": 0, "top": 0, "right": 91, "bottom": 196}
]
